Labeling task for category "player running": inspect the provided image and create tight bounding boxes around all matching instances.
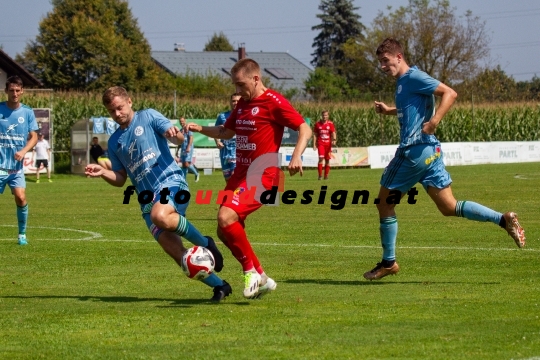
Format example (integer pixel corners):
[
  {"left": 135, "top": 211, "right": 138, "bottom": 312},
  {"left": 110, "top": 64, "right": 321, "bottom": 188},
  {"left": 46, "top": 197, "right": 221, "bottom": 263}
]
[
  {"left": 364, "top": 38, "right": 525, "bottom": 281},
  {"left": 186, "top": 59, "right": 312, "bottom": 299}
]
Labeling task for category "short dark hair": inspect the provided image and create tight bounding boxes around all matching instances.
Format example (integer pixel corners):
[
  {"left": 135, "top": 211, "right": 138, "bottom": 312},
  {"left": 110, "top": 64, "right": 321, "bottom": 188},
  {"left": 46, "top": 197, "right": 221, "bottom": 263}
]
[
  {"left": 230, "top": 92, "right": 241, "bottom": 100},
  {"left": 376, "top": 38, "right": 404, "bottom": 57},
  {"left": 6, "top": 75, "right": 23, "bottom": 90},
  {"left": 231, "top": 59, "right": 260, "bottom": 77}
]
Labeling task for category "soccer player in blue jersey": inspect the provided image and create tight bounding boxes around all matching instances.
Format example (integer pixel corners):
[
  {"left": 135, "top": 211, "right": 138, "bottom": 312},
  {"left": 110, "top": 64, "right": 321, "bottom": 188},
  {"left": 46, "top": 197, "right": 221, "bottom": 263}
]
[
  {"left": 85, "top": 86, "right": 231, "bottom": 301},
  {"left": 0, "top": 76, "right": 39, "bottom": 245},
  {"left": 214, "top": 93, "right": 241, "bottom": 182},
  {"left": 364, "top": 38, "right": 526, "bottom": 280},
  {"left": 176, "top": 118, "right": 199, "bottom": 183}
]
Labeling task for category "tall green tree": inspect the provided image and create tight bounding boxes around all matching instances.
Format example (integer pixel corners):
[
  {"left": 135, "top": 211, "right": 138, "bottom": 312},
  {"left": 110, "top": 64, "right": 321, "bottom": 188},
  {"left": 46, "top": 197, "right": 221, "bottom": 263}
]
[
  {"left": 16, "top": 0, "right": 170, "bottom": 91},
  {"left": 204, "top": 32, "right": 234, "bottom": 51},
  {"left": 311, "top": 0, "right": 365, "bottom": 69},
  {"left": 361, "top": 0, "right": 489, "bottom": 85}
]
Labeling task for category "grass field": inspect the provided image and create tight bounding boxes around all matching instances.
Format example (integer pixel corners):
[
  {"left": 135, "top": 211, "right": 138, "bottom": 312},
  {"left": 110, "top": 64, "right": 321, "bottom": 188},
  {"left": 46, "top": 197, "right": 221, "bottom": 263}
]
[{"left": 1, "top": 163, "right": 539, "bottom": 359}]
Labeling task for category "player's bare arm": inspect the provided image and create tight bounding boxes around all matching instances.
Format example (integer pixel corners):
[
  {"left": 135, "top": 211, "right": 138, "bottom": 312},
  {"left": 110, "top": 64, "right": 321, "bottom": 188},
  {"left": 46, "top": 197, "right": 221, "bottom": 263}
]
[
  {"left": 186, "top": 123, "right": 235, "bottom": 140},
  {"left": 312, "top": 133, "right": 317, "bottom": 150},
  {"left": 422, "top": 83, "right": 458, "bottom": 135},
  {"left": 374, "top": 101, "right": 397, "bottom": 116},
  {"left": 164, "top": 126, "right": 184, "bottom": 146},
  {"left": 85, "top": 164, "right": 127, "bottom": 187},
  {"left": 14, "top": 131, "right": 38, "bottom": 161},
  {"left": 288, "top": 123, "right": 312, "bottom": 176}
]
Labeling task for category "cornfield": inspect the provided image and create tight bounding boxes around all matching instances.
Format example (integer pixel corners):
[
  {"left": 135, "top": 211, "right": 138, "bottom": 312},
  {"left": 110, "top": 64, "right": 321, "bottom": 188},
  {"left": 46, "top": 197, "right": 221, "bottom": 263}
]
[{"left": 8, "top": 92, "right": 540, "bottom": 172}]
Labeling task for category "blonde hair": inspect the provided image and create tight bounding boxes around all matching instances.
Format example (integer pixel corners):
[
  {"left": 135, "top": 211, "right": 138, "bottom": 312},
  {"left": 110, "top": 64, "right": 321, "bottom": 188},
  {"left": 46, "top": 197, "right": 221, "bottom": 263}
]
[
  {"left": 102, "top": 86, "right": 130, "bottom": 106},
  {"left": 231, "top": 58, "right": 260, "bottom": 77}
]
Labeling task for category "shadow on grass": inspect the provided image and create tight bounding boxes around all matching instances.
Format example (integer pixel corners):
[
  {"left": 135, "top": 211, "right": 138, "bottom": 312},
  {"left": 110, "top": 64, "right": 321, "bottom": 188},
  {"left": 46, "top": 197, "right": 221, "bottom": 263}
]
[
  {"left": 283, "top": 279, "right": 501, "bottom": 286},
  {"left": 0, "top": 295, "right": 249, "bottom": 307}
]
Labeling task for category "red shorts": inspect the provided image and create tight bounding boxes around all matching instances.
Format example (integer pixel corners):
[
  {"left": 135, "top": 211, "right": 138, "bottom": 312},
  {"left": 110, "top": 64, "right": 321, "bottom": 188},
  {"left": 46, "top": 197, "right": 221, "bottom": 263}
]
[
  {"left": 219, "top": 168, "right": 282, "bottom": 222},
  {"left": 317, "top": 143, "right": 332, "bottom": 160}
]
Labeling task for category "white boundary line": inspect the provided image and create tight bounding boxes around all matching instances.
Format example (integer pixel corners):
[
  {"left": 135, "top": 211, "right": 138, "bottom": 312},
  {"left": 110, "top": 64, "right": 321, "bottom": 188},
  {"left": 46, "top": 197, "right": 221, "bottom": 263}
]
[{"left": 0, "top": 225, "right": 536, "bottom": 252}]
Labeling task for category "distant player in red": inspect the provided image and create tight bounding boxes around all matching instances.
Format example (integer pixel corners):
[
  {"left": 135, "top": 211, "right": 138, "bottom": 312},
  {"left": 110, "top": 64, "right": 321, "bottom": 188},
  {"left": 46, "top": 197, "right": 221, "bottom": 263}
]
[
  {"left": 313, "top": 110, "right": 336, "bottom": 180},
  {"left": 186, "top": 59, "right": 312, "bottom": 299}
]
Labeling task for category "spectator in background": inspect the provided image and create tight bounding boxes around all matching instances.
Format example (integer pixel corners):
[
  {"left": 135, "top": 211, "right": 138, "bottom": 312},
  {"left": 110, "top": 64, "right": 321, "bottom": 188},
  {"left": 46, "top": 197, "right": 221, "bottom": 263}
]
[
  {"left": 33, "top": 133, "right": 52, "bottom": 183},
  {"left": 89, "top": 136, "right": 111, "bottom": 170}
]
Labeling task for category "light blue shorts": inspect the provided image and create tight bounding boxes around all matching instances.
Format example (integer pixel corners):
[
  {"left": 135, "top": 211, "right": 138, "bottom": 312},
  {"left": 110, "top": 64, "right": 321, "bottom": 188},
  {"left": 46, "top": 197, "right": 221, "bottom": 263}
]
[
  {"left": 141, "top": 185, "right": 190, "bottom": 241},
  {"left": 220, "top": 158, "right": 236, "bottom": 178},
  {"left": 380, "top": 143, "right": 452, "bottom": 193},
  {"left": 180, "top": 150, "right": 193, "bottom": 163},
  {"left": 0, "top": 169, "right": 25, "bottom": 194}
]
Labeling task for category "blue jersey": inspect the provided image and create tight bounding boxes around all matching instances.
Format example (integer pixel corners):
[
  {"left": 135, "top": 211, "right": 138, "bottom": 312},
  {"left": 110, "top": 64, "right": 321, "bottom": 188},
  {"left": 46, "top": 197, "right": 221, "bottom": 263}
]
[
  {"left": 215, "top": 110, "right": 236, "bottom": 161},
  {"left": 395, "top": 66, "right": 440, "bottom": 148},
  {"left": 180, "top": 129, "right": 193, "bottom": 154},
  {"left": 0, "top": 102, "right": 39, "bottom": 170},
  {"left": 107, "top": 109, "right": 187, "bottom": 194}
]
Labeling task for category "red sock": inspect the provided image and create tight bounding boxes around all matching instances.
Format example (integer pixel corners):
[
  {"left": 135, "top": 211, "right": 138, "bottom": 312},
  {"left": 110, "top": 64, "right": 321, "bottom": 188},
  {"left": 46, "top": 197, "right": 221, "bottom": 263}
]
[
  {"left": 325, "top": 165, "right": 330, "bottom": 177},
  {"left": 318, "top": 163, "right": 323, "bottom": 177},
  {"left": 220, "top": 221, "right": 262, "bottom": 273}
]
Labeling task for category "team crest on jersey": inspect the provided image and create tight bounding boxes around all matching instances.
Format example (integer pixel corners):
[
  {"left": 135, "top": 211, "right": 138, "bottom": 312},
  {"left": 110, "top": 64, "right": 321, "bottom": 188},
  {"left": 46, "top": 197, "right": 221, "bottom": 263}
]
[
  {"left": 18, "top": 117, "right": 24, "bottom": 124},
  {"left": 251, "top": 107, "right": 259, "bottom": 116},
  {"left": 134, "top": 126, "right": 144, "bottom": 136},
  {"left": 397, "top": 85, "right": 402, "bottom": 94}
]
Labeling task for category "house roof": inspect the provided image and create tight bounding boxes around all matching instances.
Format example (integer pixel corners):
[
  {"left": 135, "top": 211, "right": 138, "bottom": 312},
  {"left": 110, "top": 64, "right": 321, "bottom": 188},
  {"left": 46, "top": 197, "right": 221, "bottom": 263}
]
[
  {"left": 0, "top": 49, "right": 43, "bottom": 88},
  {"left": 151, "top": 49, "right": 312, "bottom": 93}
]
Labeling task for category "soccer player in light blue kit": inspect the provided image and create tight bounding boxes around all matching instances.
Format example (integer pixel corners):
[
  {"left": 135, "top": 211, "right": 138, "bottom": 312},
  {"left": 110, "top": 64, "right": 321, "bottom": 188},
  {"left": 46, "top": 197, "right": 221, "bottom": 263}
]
[
  {"left": 176, "top": 118, "right": 199, "bottom": 183},
  {"left": 85, "top": 86, "right": 231, "bottom": 301},
  {"left": 363, "top": 38, "right": 526, "bottom": 280},
  {"left": 214, "top": 93, "right": 241, "bottom": 182},
  {"left": 0, "top": 76, "right": 39, "bottom": 245}
]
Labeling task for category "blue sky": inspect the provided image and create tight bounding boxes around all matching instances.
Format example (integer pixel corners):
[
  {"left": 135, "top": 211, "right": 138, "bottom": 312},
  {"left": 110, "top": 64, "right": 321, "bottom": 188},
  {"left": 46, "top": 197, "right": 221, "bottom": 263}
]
[{"left": 1, "top": 0, "right": 539, "bottom": 81}]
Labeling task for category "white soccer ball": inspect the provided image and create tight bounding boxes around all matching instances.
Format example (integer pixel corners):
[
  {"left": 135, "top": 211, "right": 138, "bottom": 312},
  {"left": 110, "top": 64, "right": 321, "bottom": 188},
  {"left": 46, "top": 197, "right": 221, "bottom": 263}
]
[{"left": 181, "top": 246, "right": 215, "bottom": 280}]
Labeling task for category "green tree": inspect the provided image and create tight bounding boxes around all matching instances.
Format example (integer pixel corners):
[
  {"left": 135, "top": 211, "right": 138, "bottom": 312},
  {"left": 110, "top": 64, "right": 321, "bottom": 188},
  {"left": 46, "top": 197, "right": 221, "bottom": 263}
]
[
  {"left": 304, "top": 67, "right": 359, "bottom": 101},
  {"left": 311, "top": 0, "right": 365, "bottom": 69},
  {"left": 16, "top": 0, "right": 170, "bottom": 91},
  {"left": 360, "top": 0, "right": 489, "bottom": 85},
  {"left": 455, "top": 66, "right": 518, "bottom": 101},
  {"left": 204, "top": 32, "right": 234, "bottom": 51}
]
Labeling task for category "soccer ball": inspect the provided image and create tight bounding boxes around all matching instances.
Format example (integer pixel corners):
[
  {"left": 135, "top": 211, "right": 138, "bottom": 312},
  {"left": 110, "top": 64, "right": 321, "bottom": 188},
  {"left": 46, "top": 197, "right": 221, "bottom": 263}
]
[{"left": 181, "top": 246, "right": 215, "bottom": 280}]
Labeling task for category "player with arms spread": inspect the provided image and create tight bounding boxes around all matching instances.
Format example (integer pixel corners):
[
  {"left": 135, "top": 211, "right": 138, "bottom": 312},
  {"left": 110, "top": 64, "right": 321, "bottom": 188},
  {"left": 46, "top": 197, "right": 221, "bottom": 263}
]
[
  {"left": 187, "top": 59, "right": 312, "bottom": 299},
  {"left": 85, "top": 86, "right": 231, "bottom": 302},
  {"left": 312, "top": 110, "right": 336, "bottom": 180},
  {"left": 364, "top": 38, "right": 525, "bottom": 281}
]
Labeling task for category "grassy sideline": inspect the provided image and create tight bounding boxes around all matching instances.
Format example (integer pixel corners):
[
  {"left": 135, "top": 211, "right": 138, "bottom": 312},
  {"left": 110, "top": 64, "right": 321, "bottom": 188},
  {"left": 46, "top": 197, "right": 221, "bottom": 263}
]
[{"left": 1, "top": 163, "right": 539, "bottom": 359}]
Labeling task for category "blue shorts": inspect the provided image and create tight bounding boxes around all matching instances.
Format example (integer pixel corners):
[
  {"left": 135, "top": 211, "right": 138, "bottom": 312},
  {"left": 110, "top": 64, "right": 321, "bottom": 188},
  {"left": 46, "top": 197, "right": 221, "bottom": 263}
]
[
  {"left": 220, "top": 158, "right": 236, "bottom": 178},
  {"left": 180, "top": 151, "right": 193, "bottom": 163},
  {"left": 0, "top": 170, "right": 25, "bottom": 194},
  {"left": 141, "top": 185, "right": 190, "bottom": 241},
  {"left": 380, "top": 143, "right": 452, "bottom": 193}
]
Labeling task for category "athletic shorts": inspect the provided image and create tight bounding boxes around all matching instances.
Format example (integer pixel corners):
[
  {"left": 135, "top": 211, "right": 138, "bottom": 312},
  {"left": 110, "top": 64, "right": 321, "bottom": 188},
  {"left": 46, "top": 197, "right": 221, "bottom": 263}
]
[
  {"left": 141, "top": 184, "right": 190, "bottom": 241},
  {"left": 220, "top": 158, "right": 236, "bottom": 179},
  {"left": 220, "top": 169, "right": 280, "bottom": 222},
  {"left": 180, "top": 151, "right": 193, "bottom": 163},
  {"left": 380, "top": 143, "right": 452, "bottom": 194},
  {"left": 0, "top": 169, "right": 25, "bottom": 194},
  {"left": 317, "top": 143, "right": 332, "bottom": 160},
  {"left": 35, "top": 159, "right": 48, "bottom": 168}
]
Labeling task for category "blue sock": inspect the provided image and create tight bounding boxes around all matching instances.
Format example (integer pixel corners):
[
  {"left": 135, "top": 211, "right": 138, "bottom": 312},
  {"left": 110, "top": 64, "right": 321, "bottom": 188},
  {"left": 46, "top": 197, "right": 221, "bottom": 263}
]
[
  {"left": 188, "top": 164, "right": 198, "bottom": 176},
  {"left": 17, "top": 204, "right": 28, "bottom": 235},
  {"left": 201, "top": 273, "right": 224, "bottom": 287},
  {"left": 181, "top": 166, "right": 188, "bottom": 178},
  {"left": 380, "top": 216, "right": 398, "bottom": 261},
  {"left": 174, "top": 217, "right": 208, "bottom": 247},
  {"left": 455, "top": 201, "right": 502, "bottom": 225}
]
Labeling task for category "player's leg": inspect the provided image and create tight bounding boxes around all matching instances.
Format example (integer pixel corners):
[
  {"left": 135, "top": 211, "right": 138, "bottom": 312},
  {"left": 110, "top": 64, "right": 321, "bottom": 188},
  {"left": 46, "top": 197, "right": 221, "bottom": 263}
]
[
  {"left": 186, "top": 162, "right": 199, "bottom": 182},
  {"left": 317, "top": 144, "right": 325, "bottom": 180},
  {"left": 35, "top": 160, "right": 40, "bottom": 182},
  {"left": 324, "top": 146, "right": 331, "bottom": 180},
  {"left": 46, "top": 163, "right": 52, "bottom": 182},
  {"left": 12, "top": 183, "right": 28, "bottom": 245}
]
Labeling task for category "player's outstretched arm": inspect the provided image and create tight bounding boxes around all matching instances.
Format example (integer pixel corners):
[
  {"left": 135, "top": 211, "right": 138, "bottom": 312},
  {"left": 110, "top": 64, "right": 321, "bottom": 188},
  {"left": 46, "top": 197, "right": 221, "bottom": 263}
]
[
  {"left": 374, "top": 101, "right": 397, "bottom": 116},
  {"left": 164, "top": 126, "right": 184, "bottom": 146},
  {"left": 85, "top": 164, "right": 127, "bottom": 187},
  {"left": 186, "top": 123, "right": 235, "bottom": 140},
  {"left": 288, "top": 123, "right": 312, "bottom": 177}
]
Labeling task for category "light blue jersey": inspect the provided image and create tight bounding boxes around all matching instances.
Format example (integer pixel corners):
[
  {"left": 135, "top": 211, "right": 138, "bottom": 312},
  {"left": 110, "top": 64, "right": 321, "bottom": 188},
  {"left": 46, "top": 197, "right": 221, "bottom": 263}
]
[
  {"left": 108, "top": 109, "right": 187, "bottom": 194},
  {"left": 0, "top": 102, "right": 39, "bottom": 171},
  {"left": 395, "top": 66, "right": 440, "bottom": 148},
  {"left": 215, "top": 110, "right": 236, "bottom": 165},
  {"left": 179, "top": 129, "right": 194, "bottom": 163}
]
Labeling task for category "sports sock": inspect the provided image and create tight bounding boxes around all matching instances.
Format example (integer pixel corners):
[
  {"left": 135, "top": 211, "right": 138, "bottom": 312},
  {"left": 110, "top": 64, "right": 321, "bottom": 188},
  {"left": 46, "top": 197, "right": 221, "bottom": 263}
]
[
  {"left": 318, "top": 163, "right": 323, "bottom": 177},
  {"left": 380, "top": 216, "right": 398, "bottom": 261},
  {"left": 174, "top": 216, "right": 208, "bottom": 247},
  {"left": 188, "top": 164, "right": 198, "bottom": 176},
  {"left": 455, "top": 201, "right": 502, "bottom": 225},
  {"left": 324, "top": 164, "right": 330, "bottom": 177},
  {"left": 200, "top": 273, "right": 224, "bottom": 288},
  {"left": 17, "top": 204, "right": 28, "bottom": 235},
  {"left": 181, "top": 166, "right": 188, "bottom": 178},
  {"left": 220, "top": 221, "right": 262, "bottom": 273}
]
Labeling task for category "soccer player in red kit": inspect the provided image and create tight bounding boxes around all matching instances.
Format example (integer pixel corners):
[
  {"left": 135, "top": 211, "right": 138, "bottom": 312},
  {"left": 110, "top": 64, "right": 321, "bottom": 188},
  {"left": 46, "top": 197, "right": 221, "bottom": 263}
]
[
  {"left": 313, "top": 110, "right": 336, "bottom": 180},
  {"left": 186, "top": 58, "right": 312, "bottom": 299}
]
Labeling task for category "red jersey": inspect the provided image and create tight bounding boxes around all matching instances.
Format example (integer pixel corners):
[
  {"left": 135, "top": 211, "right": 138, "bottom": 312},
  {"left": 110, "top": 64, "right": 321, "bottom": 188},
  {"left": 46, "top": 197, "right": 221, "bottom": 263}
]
[
  {"left": 224, "top": 89, "right": 305, "bottom": 180},
  {"left": 314, "top": 120, "right": 335, "bottom": 146}
]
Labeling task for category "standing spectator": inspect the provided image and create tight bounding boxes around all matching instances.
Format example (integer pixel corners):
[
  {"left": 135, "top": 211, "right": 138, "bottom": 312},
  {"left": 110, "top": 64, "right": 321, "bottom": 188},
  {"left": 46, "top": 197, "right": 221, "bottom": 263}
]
[
  {"left": 0, "top": 76, "right": 39, "bottom": 245},
  {"left": 33, "top": 133, "right": 52, "bottom": 183},
  {"left": 214, "top": 93, "right": 241, "bottom": 182},
  {"left": 313, "top": 110, "right": 336, "bottom": 180},
  {"left": 89, "top": 137, "right": 112, "bottom": 170}
]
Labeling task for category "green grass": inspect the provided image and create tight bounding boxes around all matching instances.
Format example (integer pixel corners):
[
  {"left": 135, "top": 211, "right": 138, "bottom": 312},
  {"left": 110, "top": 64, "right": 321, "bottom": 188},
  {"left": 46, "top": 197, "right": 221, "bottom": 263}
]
[{"left": 1, "top": 163, "right": 539, "bottom": 359}]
